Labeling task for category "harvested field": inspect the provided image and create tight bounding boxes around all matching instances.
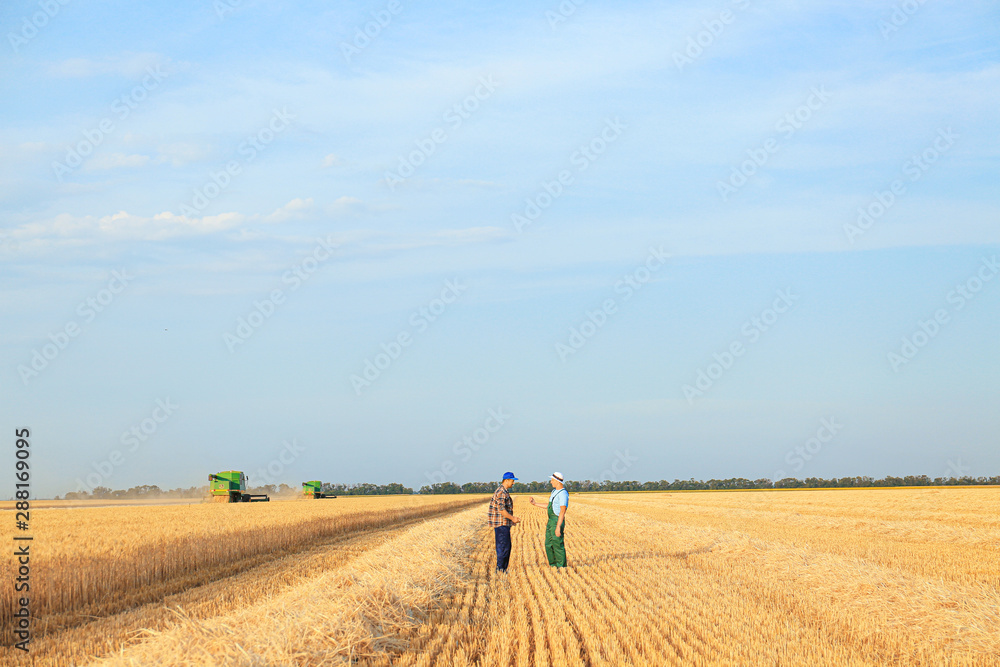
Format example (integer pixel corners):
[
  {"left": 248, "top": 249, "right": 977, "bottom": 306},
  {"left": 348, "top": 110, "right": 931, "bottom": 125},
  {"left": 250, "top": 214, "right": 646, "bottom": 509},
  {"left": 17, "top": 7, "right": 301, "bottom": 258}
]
[
  {"left": 394, "top": 488, "right": 1000, "bottom": 665},
  {"left": 2, "top": 488, "right": 998, "bottom": 665}
]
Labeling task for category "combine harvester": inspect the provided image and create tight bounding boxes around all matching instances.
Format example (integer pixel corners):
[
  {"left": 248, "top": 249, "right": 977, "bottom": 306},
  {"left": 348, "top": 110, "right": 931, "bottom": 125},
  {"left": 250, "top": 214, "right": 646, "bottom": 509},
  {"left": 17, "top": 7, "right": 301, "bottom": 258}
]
[
  {"left": 209, "top": 471, "right": 270, "bottom": 503},
  {"left": 302, "top": 480, "right": 337, "bottom": 499}
]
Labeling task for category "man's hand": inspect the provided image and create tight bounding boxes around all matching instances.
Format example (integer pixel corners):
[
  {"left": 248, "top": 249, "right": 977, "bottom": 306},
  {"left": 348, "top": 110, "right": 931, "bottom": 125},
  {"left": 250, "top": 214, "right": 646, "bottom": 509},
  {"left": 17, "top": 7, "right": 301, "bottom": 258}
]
[
  {"left": 555, "top": 526, "right": 562, "bottom": 537},
  {"left": 529, "top": 497, "right": 537, "bottom": 506}
]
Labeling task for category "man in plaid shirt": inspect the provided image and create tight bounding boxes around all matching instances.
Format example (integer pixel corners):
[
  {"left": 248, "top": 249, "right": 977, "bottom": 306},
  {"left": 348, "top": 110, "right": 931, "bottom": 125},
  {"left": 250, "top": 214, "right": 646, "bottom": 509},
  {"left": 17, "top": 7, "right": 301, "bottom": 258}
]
[{"left": 488, "top": 472, "right": 521, "bottom": 572}]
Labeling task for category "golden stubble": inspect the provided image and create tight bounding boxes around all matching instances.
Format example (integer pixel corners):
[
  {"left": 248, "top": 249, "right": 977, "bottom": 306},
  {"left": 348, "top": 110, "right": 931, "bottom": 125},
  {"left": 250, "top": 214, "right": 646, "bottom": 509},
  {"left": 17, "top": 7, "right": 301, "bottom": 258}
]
[{"left": 3, "top": 488, "right": 998, "bottom": 666}]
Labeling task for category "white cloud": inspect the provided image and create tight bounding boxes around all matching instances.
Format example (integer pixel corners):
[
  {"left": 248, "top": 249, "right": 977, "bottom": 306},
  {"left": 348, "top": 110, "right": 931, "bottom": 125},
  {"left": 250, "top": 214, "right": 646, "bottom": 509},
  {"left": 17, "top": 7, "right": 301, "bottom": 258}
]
[
  {"left": 84, "top": 153, "right": 152, "bottom": 171},
  {"left": 5, "top": 195, "right": 349, "bottom": 247},
  {"left": 8, "top": 209, "right": 248, "bottom": 246},
  {"left": 154, "top": 143, "right": 215, "bottom": 167},
  {"left": 4, "top": 203, "right": 516, "bottom": 257},
  {"left": 427, "top": 177, "right": 504, "bottom": 189},
  {"left": 48, "top": 53, "right": 167, "bottom": 79},
  {"left": 321, "top": 153, "right": 341, "bottom": 167},
  {"left": 373, "top": 226, "right": 512, "bottom": 252},
  {"left": 263, "top": 197, "right": 314, "bottom": 223},
  {"left": 431, "top": 226, "right": 509, "bottom": 244},
  {"left": 325, "top": 196, "right": 363, "bottom": 215},
  {"left": 17, "top": 141, "right": 49, "bottom": 154}
]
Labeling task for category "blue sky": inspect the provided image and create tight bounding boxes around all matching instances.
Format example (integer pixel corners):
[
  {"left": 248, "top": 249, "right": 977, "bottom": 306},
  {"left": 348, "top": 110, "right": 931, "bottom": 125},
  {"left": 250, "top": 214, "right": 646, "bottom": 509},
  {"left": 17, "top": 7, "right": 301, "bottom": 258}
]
[{"left": 1, "top": 0, "right": 998, "bottom": 498}]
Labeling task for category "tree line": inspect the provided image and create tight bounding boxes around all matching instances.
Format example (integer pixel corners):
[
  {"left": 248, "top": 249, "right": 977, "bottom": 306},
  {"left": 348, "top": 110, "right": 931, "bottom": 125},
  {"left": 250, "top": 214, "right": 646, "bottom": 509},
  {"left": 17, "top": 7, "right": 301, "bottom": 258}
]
[
  {"left": 321, "top": 482, "right": 414, "bottom": 495},
  {"left": 57, "top": 474, "right": 998, "bottom": 500},
  {"left": 60, "top": 484, "right": 301, "bottom": 500},
  {"left": 59, "top": 482, "right": 415, "bottom": 500},
  {"left": 419, "top": 474, "right": 1000, "bottom": 494}
]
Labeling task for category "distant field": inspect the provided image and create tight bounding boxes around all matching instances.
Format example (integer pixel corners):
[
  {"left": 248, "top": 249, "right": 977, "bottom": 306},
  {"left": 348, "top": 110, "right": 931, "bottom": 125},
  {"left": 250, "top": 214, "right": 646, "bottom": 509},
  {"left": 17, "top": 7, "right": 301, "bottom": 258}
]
[
  {"left": 0, "top": 497, "right": 211, "bottom": 511},
  {"left": 2, "top": 488, "right": 997, "bottom": 665}
]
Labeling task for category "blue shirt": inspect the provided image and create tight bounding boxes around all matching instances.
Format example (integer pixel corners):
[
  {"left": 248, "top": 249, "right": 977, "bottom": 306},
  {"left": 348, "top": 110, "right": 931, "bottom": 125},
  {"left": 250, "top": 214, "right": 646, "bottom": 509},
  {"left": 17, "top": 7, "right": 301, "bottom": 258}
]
[{"left": 549, "top": 488, "right": 568, "bottom": 512}]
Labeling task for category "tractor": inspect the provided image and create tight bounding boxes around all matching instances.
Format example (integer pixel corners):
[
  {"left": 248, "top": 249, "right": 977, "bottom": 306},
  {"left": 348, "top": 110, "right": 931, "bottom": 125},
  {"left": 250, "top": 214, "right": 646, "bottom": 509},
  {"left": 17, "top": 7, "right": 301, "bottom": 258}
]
[
  {"left": 208, "top": 471, "right": 270, "bottom": 503},
  {"left": 302, "top": 480, "right": 337, "bottom": 499}
]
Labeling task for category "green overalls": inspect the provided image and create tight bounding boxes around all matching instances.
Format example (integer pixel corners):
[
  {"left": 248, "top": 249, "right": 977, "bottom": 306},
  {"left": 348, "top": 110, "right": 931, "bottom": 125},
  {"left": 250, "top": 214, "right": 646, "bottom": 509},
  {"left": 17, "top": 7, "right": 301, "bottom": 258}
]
[{"left": 545, "top": 492, "right": 567, "bottom": 567}]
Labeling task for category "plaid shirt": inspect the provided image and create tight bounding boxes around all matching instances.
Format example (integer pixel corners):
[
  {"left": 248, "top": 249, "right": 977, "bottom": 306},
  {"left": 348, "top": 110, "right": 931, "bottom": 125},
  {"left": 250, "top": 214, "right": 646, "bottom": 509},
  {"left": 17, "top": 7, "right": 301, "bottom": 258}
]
[{"left": 488, "top": 484, "right": 513, "bottom": 527}]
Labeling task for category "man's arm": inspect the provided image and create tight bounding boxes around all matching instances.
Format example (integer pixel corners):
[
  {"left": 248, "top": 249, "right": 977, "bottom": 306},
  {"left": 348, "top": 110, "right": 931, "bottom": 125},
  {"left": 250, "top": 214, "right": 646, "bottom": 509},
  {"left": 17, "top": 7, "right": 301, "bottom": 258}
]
[
  {"left": 555, "top": 504, "right": 566, "bottom": 536},
  {"left": 499, "top": 493, "right": 520, "bottom": 524},
  {"left": 500, "top": 507, "right": 520, "bottom": 523}
]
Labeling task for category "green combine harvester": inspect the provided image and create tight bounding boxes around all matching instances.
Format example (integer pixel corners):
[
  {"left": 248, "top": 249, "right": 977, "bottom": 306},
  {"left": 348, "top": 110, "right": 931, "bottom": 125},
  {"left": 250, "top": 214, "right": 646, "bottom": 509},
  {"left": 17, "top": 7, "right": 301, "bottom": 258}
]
[
  {"left": 208, "top": 471, "right": 270, "bottom": 503},
  {"left": 302, "top": 480, "right": 337, "bottom": 499}
]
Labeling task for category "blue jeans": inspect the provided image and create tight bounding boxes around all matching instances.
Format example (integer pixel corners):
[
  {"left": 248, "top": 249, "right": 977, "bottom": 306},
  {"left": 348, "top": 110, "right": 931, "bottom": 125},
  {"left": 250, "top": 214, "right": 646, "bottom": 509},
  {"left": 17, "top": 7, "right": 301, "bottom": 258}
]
[{"left": 494, "top": 526, "right": 511, "bottom": 572}]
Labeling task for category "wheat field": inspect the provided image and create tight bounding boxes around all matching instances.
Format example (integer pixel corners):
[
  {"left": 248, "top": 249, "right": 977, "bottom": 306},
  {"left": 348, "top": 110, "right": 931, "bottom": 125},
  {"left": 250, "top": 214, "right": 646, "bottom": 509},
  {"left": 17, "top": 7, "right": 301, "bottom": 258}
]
[
  {"left": 0, "top": 495, "right": 483, "bottom": 666},
  {"left": 2, "top": 488, "right": 998, "bottom": 665}
]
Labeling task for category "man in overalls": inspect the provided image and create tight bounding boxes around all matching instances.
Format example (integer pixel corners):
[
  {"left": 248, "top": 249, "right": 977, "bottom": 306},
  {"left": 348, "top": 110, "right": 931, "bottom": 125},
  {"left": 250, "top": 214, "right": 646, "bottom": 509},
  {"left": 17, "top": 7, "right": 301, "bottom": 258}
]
[{"left": 529, "top": 472, "right": 568, "bottom": 568}]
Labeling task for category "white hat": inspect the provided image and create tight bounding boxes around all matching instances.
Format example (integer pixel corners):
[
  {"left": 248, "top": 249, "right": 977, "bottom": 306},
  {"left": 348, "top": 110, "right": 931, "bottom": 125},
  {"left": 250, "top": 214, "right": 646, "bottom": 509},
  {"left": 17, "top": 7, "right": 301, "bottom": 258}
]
[{"left": 551, "top": 472, "right": 564, "bottom": 483}]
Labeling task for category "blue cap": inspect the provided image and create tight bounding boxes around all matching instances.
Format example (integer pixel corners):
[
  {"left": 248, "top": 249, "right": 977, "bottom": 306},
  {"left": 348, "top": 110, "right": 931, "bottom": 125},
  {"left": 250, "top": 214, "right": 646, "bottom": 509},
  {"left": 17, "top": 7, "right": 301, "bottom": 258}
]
[{"left": 502, "top": 471, "right": 518, "bottom": 481}]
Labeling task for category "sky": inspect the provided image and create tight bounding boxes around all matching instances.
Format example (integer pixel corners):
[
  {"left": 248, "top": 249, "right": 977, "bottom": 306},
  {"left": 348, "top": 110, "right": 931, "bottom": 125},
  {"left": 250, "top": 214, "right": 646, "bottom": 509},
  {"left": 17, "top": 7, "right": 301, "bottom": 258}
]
[{"left": 1, "top": 0, "right": 998, "bottom": 498}]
